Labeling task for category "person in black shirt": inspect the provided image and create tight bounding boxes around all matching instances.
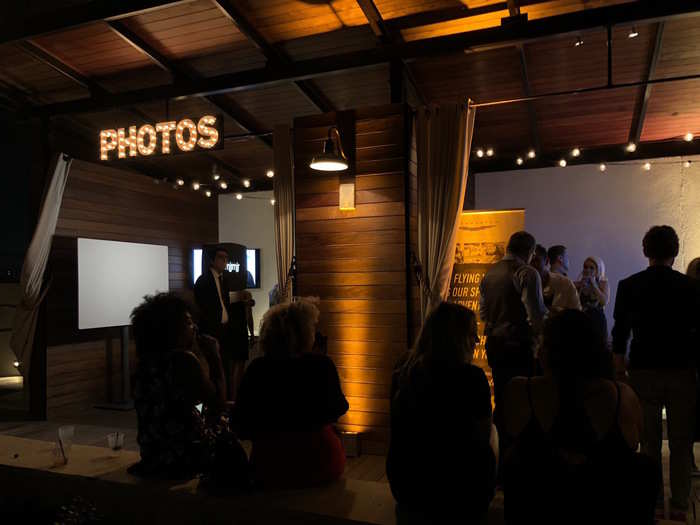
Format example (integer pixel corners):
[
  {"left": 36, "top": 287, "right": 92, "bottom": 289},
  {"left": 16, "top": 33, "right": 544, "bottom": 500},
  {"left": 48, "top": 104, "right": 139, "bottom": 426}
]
[
  {"left": 387, "top": 302, "right": 497, "bottom": 523},
  {"left": 232, "top": 299, "right": 348, "bottom": 488},
  {"left": 612, "top": 225, "right": 700, "bottom": 518}
]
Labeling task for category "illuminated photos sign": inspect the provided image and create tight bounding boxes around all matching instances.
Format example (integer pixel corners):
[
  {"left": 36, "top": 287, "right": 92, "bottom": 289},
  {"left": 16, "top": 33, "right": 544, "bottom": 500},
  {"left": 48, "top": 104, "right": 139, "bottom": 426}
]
[{"left": 100, "top": 115, "right": 222, "bottom": 161}]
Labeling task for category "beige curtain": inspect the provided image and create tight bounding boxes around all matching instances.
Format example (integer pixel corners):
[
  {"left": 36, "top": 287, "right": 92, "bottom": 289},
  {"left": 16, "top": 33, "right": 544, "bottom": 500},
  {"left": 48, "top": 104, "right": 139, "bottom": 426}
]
[
  {"left": 416, "top": 103, "right": 476, "bottom": 319},
  {"left": 273, "top": 125, "right": 294, "bottom": 303},
  {"left": 11, "top": 153, "right": 72, "bottom": 378}
]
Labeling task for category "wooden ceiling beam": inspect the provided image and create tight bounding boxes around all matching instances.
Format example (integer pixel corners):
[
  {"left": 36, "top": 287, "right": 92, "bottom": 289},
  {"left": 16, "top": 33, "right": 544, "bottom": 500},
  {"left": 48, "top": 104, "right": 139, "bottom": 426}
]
[
  {"left": 472, "top": 137, "right": 700, "bottom": 173},
  {"left": 106, "top": 19, "right": 272, "bottom": 148},
  {"left": 0, "top": 0, "right": 194, "bottom": 46},
  {"left": 355, "top": 0, "right": 425, "bottom": 105},
  {"left": 29, "top": 0, "right": 700, "bottom": 117},
  {"left": 211, "top": 0, "right": 334, "bottom": 113},
  {"left": 628, "top": 22, "right": 665, "bottom": 145}
]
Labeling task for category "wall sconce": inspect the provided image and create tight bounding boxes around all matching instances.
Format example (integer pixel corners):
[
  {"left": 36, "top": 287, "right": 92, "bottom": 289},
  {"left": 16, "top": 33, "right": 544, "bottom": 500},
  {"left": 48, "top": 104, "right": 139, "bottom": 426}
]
[{"left": 310, "top": 126, "right": 349, "bottom": 172}]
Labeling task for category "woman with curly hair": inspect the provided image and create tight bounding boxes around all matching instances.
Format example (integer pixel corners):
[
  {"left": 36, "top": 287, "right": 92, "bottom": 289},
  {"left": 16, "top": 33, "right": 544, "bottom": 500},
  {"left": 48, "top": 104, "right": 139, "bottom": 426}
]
[
  {"left": 128, "top": 292, "right": 248, "bottom": 487},
  {"left": 233, "top": 299, "right": 349, "bottom": 488}
]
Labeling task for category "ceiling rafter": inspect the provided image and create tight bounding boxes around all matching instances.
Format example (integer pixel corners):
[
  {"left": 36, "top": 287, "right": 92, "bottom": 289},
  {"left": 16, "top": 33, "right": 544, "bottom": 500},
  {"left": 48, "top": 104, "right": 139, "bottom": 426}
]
[
  {"left": 355, "top": 0, "right": 426, "bottom": 105},
  {"left": 107, "top": 19, "right": 272, "bottom": 148},
  {"left": 628, "top": 22, "right": 665, "bottom": 145},
  {"left": 210, "top": 0, "right": 335, "bottom": 113}
]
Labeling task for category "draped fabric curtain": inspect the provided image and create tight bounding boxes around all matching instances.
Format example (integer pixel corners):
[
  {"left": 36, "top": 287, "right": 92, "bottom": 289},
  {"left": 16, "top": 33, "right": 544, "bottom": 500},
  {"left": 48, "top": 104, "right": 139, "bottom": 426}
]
[
  {"left": 416, "top": 103, "right": 476, "bottom": 319},
  {"left": 11, "top": 153, "right": 72, "bottom": 378},
  {"left": 273, "top": 125, "right": 295, "bottom": 303}
]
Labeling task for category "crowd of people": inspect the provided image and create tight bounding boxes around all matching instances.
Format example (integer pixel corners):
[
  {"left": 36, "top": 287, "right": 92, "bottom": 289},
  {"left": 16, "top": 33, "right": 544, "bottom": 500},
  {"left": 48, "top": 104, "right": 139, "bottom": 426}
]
[{"left": 125, "top": 228, "right": 700, "bottom": 523}]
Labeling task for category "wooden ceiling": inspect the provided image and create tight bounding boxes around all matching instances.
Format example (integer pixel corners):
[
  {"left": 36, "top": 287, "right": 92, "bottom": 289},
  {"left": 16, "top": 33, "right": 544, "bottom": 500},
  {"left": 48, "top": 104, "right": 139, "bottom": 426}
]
[{"left": 2, "top": 0, "right": 700, "bottom": 192}]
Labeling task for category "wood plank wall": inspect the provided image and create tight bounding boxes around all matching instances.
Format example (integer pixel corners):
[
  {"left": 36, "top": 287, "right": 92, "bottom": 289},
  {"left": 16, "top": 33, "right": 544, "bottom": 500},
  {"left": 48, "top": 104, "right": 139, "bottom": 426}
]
[
  {"left": 294, "top": 104, "right": 415, "bottom": 454},
  {"left": 45, "top": 160, "right": 218, "bottom": 416}
]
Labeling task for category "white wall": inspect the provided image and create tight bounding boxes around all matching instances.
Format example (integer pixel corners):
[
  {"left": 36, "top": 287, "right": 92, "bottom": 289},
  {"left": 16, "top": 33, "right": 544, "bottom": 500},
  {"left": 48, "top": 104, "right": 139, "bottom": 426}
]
[
  {"left": 218, "top": 191, "right": 277, "bottom": 334},
  {"left": 475, "top": 157, "right": 700, "bottom": 333}
]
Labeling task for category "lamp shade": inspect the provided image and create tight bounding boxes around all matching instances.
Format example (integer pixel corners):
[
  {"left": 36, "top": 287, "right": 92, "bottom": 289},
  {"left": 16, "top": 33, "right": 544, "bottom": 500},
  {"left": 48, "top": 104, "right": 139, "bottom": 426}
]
[{"left": 310, "top": 134, "right": 348, "bottom": 171}]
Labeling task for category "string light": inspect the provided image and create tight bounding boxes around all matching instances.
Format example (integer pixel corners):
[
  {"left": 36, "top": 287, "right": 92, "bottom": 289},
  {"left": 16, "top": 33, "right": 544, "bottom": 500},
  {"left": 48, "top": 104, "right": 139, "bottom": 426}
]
[
  {"left": 574, "top": 36, "right": 584, "bottom": 47},
  {"left": 683, "top": 160, "right": 692, "bottom": 168},
  {"left": 626, "top": 142, "right": 637, "bottom": 152},
  {"left": 137, "top": 124, "right": 157, "bottom": 156},
  {"left": 236, "top": 193, "right": 243, "bottom": 200},
  {"left": 243, "top": 179, "right": 251, "bottom": 188},
  {"left": 559, "top": 159, "right": 567, "bottom": 167},
  {"left": 571, "top": 147, "right": 581, "bottom": 157},
  {"left": 684, "top": 132, "right": 694, "bottom": 142},
  {"left": 155, "top": 121, "right": 177, "bottom": 154},
  {"left": 205, "top": 190, "right": 212, "bottom": 197},
  {"left": 516, "top": 157, "right": 524, "bottom": 165},
  {"left": 192, "top": 181, "right": 200, "bottom": 190},
  {"left": 13, "top": 361, "right": 19, "bottom": 368},
  {"left": 220, "top": 181, "right": 228, "bottom": 190},
  {"left": 476, "top": 148, "right": 484, "bottom": 158},
  {"left": 176, "top": 178, "right": 185, "bottom": 186},
  {"left": 486, "top": 147, "right": 494, "bottom": 157},
  {"left": 270, "top": 198, "right": 276, "bottom": 205},
  {"left": 628, "top": 27, "right": 639, "bottom": 39},
  {"left": 175, "top": 119, "right": 197, "bottom": 152},
  {"left": 527, "top": 149, "right": 536, "bottom": 159},
  {"left": 599, "top": 163, "right": 607, "bottom": 172},
  {"left": 100, "top": 129, "right": 117, "bottom": 160},
  {"left": 212, "top": 173, "right": 220, "bottom": 181},
  {"left": 642, "top": 162, "right": 652, "bottom": 171},
  {"left": 266, "top": 169, "right": 274, "bottom": 178}
]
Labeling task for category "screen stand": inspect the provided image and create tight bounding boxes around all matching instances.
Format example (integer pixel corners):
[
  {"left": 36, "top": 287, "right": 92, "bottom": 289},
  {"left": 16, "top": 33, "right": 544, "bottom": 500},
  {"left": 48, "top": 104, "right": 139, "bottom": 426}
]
[{"left": 95, "top": 326, "right": 134, "bottom": 411}]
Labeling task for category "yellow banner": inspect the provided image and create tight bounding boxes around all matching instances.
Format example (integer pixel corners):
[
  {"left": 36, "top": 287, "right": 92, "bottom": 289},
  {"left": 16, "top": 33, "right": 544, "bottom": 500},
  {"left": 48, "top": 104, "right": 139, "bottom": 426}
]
[{"left": 448, "top": 209, "right": 525, "bottom": 391}]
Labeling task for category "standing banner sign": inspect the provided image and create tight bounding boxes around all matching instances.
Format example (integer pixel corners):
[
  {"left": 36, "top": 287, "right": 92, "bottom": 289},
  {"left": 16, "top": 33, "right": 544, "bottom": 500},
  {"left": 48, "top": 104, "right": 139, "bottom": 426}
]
[{"left": 448, "top": 209, "right": 525, "bottom": 394}]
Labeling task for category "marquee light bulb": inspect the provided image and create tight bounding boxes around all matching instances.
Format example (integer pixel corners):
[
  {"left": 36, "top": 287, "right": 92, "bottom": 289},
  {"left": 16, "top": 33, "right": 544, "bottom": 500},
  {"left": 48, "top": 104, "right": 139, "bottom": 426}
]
[
  {"left": 527, "top": 149, "right": 536, "bottom": 159},
  {"left": 684, "top": 132, "right": 694, "bottom": 142},
  {"left": 192, "top": 181, "right": 200, "bottom": 190},
  {"left": 266, "top": 169, "right": 274, "bottom": 178},
  {"left": 175, "top": 118, "right": 197, "bottom": 152},
  {"left": 236, "top": 193, "right": 243, "bottom": 200},
  {"left": 626, "top": 142, "right": 637, "bottom": 152},
  {"left": 486, "top": 147, "right": 494, "bottom": 157},
  {"left": 599, "top": 163, "right": 607, "bottom": 172},
  {"left": 220, "top": 181, "right": 228, "bottom": 190},
  {"left": 643, "top": 162, "right": 651, "bottom": 171},
  {"left": 243, "top": 179, "right": 251, "bottom": 188},
  {"left": 559, "top": 159, "right": 567, "bottom": 167},
  {"left": 571, "top": 147, "right": 581, "bottom": 157},
  {"left": 476, "top": 148, "right": 484, "bottom": 158},
  {"left": 516, "top": 157, "right": 524, "bottom": 166}
]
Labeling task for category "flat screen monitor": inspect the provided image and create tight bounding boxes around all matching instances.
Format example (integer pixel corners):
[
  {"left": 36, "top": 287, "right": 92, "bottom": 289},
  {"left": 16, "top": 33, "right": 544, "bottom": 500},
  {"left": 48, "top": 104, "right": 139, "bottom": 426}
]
[
  {"left": 78, "top": 238, "right": 169, "bottom": 329},
  {"left": 246, "top": 248, "right": 260, "bottom": 289}
]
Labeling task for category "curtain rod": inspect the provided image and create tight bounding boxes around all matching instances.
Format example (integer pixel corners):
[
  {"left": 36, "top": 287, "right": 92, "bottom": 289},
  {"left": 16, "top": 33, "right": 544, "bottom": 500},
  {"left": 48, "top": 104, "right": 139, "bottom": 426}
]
[{"left": 469, "top": 72, "right": 700, "bottom": 108}]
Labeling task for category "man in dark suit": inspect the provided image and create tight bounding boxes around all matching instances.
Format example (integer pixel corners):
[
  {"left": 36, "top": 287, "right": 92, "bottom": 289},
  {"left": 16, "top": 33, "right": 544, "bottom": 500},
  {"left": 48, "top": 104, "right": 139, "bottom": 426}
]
[
  {"left": 612, "top": 225, "right": 700, "bottom": 518},
  {"left": 194, "top": 247, "right": 232, "bottom": 391}
]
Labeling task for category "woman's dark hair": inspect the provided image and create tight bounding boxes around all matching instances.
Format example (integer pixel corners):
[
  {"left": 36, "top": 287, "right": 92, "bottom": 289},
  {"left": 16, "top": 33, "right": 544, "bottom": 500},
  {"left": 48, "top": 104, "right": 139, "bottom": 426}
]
[
  {"left": 399, "top": 302, "right": 477, "bottom": 385},
  {"left": 542, "top": 309, "right": 613, "bottom": 381},
  {"left": 642, "top": 225, "right": 679, "bottom": 260},
  {"left": 130, "top": 292, "right": 191, "bottom": 357}
]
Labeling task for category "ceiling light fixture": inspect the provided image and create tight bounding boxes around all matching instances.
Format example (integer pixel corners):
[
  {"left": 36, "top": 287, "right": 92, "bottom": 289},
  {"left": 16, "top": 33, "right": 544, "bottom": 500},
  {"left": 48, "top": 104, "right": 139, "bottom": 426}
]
[
  {"left": 219, "top": 181, "right": 228, "bottom": 190},
  {"left": 310, "top": 126, "right": 349, "bottom": 171},
  {"left": 192, "top": 181, "right": 200, "bottom": 190},
  {"left": 571, "top": 147, "right": 581, "bottom": 157},
  {"left": 236, "top": 193, "right": 243, "bottom": 200},
  {"left": 243, "top": 179, "right": 251, "bottom": 188},
  {"left": 599, "top": 163, "right": 607, "bottom": 172},
  {"left": 559, "top": 159, "right": 567, "bottom": 167},
  {"left": 628, "top": 27, "right": 639, "bottom": 39},
  {"left": 683, "top": 160, "right": 692, "bottom": 168},
  {"left": 475, "top": 148, "right": 484, "bottom": 158},
  {"left": 684, "top": 132, "right": 694, "bottom": 142},
  {"left": 527, "top": 149, "right": 536, "bottom": 159},
  {"left": 270, "top": 198, "right": 276, "bottom": 205},
  {"left": 266, "top": 169, "right": 274, "bottom": 178},
  {"left": 486, "top": 147, "right": 494, "bottom": 157},
  {"left": 643, "top": 162, "right": 651, "bottom": 171},
  {"left": 574, "top": 36, "right": 584, "bottom": 47},
  {"left": 176, "top": 178, "right": 185, "bottom": 186},
  {"left": 516, "top": 157, "right": 524, "bottom": 165},
  {"left": 626, "top": 142, "right": 637, "bottom": 152},
  {"left": 205, "top": 190, "right": 212, "bottom": 197}
]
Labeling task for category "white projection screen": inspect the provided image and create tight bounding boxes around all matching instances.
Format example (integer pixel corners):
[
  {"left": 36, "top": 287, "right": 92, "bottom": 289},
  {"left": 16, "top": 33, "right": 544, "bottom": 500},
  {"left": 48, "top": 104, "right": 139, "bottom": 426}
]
[{"left": 78, "top": 238, "right": 169, "bottom": 329}]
